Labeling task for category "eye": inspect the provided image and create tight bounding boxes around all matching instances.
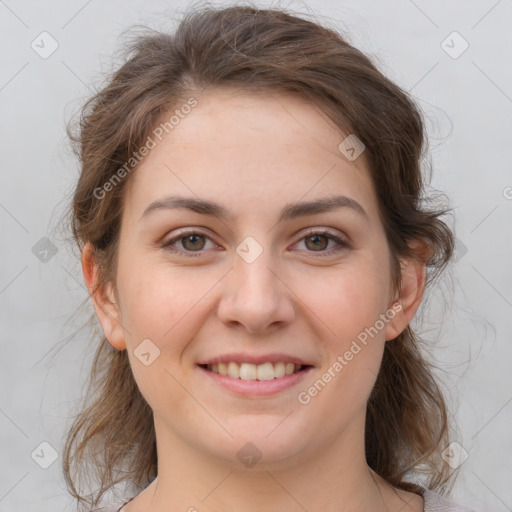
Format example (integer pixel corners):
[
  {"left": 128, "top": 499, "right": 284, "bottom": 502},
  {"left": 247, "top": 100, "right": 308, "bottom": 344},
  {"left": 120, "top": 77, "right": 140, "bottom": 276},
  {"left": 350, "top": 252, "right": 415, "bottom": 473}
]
[
  {"left": 162, "top": 228, "right": 350, "bottom": 257},
  {"left": 293, "top": 230, "right": 350, "bottom": 255},
  {"left": 162, "top": 230, "right": 218, "bottom": 256}
]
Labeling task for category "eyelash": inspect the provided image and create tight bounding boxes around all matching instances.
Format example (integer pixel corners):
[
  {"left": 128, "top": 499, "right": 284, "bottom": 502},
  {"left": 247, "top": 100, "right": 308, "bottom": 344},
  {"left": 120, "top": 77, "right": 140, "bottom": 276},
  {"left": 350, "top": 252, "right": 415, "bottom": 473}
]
[{"left": 162, "top": 229, "right": 350, "bottom": 257}]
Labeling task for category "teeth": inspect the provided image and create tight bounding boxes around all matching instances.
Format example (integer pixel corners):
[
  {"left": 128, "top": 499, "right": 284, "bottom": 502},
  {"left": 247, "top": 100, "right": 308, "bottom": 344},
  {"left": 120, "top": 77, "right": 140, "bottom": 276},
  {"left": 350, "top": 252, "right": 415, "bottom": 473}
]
[
  {"left": 257, "top": 362, "right": 274, "bottom": 381},
  {"left": 274, "top": 362, "right": 285, "bottom": 378},
  {"left": 227, "top": 362, "right": 239, "bottom": 379},
  {"left": 206, "top": 361, "right": 303, "bottom": 380},
  {"left": 285, "top": 362, "right": 295, "bottom": 375},
  {"left": 240, "top": 362, "right": 258, "bottom": 380}
]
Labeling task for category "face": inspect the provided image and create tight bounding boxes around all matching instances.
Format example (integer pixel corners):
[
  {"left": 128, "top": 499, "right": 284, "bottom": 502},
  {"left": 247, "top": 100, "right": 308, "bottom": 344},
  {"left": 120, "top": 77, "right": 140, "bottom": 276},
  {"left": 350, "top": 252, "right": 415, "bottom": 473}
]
[{"left": 87, "top": 88, "right": 420, "bottom": 470}]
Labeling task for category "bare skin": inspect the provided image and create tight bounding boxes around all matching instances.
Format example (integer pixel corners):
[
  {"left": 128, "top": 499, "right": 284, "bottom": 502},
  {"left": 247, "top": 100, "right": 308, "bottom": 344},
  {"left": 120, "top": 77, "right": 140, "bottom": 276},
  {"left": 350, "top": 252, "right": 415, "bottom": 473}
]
[{"left": 83, "top": 88, "right": 426, "bottom": 512}]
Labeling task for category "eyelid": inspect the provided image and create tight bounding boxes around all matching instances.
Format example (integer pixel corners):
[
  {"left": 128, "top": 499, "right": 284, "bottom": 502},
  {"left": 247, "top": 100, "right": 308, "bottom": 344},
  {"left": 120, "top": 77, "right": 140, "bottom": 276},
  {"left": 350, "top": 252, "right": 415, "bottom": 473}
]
[{"left": 300, "top": 227, "right": 348, "bottom": 242}]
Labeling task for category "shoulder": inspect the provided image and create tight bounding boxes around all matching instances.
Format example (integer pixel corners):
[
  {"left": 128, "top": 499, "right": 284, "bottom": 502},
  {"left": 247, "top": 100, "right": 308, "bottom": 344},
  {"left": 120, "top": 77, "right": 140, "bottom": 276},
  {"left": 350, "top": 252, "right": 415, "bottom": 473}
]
[
  {"left": 90, "top": 505, "right": 122, "bottom": 512},
  {"left": 91, "top": 496, "right": 135, "bottom": 512},
  {"left": 423, "top": 489, "right": 477, "bottom": 512}
]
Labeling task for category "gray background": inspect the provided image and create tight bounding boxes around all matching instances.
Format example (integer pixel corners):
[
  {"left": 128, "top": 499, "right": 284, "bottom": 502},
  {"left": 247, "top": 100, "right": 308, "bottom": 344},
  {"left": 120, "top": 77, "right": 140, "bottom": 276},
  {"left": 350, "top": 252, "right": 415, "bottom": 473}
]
[{"left": 1, "top": 0, "right": 511, "bottom": 510}]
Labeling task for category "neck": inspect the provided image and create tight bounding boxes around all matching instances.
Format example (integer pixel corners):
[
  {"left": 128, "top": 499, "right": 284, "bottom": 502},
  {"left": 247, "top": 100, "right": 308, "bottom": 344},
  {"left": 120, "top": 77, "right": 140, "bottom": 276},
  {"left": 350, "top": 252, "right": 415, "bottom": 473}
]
[{"left": 130, "top": 412, "right": 421, "bottom": 512}]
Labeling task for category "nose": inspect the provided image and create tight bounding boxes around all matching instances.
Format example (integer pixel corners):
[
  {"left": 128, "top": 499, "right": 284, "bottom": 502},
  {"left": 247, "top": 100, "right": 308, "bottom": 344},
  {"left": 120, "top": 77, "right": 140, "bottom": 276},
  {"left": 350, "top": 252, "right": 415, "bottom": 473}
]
[{"left": 216, "top": 247, "right": 295, "bottom": 335}]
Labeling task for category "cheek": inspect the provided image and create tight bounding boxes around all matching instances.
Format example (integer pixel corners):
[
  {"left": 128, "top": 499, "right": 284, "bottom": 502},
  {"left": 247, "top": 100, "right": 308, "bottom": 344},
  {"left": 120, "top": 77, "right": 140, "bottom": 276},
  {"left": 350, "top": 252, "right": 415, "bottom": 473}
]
[
  {"left": 116, "top": 259, "right": 228, "bottom": 409},
  {"left": 117, "top": 263, "right": 206, "bottom": 411},
  {"left": 118, "top": 257, "right": 214, "bottom": 342},
  {"left": 297, "top": 260, "right": 390, "bottom": 344},
  {"left": 295, "top": 258, "right": 390, "bottom": 400},
  {"left": 295, "top": 273, "right": 388, "bottom": 430}
]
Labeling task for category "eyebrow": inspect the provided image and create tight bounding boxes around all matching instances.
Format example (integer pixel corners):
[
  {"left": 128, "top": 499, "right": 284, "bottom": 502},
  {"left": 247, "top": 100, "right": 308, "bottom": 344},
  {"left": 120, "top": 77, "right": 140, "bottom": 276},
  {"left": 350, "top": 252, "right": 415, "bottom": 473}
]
[{"left": 140, "top": 194, "right": 368, "bottom": 222}]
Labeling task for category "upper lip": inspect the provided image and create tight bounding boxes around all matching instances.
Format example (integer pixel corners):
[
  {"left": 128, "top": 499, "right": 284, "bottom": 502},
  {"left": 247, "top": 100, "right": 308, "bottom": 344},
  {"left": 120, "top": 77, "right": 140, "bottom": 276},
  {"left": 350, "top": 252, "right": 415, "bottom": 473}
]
[{"left": 197, "top": 353, "right": 314, "bottom": 367}]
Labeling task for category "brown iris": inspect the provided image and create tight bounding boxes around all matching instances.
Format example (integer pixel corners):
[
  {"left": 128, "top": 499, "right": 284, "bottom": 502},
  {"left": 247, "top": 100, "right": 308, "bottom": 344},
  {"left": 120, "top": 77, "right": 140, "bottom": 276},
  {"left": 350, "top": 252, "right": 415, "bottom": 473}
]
[
  {"left": 305, "top": 234, "right": 329, "bottom": 251},
  {"left": 181, "top": 234, "right": 206, "bottom": 251}
]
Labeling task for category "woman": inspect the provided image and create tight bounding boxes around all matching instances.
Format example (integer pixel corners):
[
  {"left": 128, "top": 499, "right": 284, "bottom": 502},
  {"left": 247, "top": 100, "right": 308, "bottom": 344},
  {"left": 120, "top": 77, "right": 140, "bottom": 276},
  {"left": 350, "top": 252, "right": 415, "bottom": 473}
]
[{"left": 63, "top": 5, "right": 475, "bottom": 512}]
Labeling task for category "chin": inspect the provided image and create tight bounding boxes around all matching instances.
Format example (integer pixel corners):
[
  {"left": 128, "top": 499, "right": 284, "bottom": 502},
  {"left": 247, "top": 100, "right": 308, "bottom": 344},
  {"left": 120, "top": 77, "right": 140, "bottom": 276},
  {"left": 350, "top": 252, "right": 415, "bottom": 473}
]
[{"left": 203, "top": 422, "right": 312, "bottom": 470}]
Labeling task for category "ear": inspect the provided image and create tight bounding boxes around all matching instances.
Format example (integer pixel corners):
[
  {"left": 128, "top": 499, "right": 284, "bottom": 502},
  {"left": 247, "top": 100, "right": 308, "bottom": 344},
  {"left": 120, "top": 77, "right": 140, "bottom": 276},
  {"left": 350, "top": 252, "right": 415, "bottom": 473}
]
[
  {"left": 81, "top": 242, "right": 127, "bottom": 350},
  {"left": 385, "top": 239, "right": 428, "bottom": 341}
]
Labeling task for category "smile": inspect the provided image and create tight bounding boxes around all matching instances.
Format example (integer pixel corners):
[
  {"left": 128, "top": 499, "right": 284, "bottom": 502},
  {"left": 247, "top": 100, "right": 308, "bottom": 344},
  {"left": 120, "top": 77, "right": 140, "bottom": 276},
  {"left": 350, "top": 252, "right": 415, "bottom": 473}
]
[{"left": 197, "top": 362, "right": 313, "bottom": 397}]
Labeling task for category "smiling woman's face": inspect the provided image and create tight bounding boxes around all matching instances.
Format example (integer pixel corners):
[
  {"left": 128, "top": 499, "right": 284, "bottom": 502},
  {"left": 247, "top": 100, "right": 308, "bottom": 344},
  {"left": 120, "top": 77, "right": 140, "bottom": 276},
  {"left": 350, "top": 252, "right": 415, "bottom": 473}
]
[{"left": 87, "top": 88, "right": 420, "bottom": 471}]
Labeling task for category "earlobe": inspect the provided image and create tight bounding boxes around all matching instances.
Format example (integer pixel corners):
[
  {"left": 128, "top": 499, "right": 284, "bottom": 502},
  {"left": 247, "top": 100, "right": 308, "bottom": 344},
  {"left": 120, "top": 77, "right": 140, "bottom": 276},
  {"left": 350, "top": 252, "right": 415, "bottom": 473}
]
[
  {"left": 81, "top": 242, "right": 127, "bottom": 351},
  {"left": 384, "top": 241, "right": 428, "bottom": 341}
]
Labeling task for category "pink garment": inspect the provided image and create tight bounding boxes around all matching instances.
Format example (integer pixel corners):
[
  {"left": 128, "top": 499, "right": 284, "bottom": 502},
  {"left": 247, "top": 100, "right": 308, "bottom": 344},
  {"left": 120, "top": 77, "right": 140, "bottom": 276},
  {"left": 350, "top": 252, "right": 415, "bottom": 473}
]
[{"left": 91, "top": 488, "right": 477, "bottom": 512}]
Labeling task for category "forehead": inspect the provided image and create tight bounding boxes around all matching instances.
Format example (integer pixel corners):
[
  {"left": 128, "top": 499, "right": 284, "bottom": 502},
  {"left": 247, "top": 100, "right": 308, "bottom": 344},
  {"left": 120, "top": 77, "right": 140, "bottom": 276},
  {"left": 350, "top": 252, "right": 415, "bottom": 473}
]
[
  {"left": 161, "top": 88, "right": 349, "bottom": 163},
  {"left": 124, "top": 88, "right": 380, "bottom": 223}
]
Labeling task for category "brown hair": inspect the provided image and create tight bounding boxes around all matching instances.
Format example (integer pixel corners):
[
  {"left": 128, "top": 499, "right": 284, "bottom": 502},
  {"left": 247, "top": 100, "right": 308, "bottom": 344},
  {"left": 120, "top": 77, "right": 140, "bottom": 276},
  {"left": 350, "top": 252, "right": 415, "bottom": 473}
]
[{"left": 63, "top": 4, "right": 455, "bottom": 510}]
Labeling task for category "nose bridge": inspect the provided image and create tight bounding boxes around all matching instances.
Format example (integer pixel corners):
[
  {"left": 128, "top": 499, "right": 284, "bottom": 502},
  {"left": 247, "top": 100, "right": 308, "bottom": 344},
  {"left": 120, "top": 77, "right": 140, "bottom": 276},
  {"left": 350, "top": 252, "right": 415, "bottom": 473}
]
[
  {"left": 235, "top": 249, "right": 278, "bottom": 301},
  {"left": 217, "top": 236, "right": 294, "bottom": 332}
]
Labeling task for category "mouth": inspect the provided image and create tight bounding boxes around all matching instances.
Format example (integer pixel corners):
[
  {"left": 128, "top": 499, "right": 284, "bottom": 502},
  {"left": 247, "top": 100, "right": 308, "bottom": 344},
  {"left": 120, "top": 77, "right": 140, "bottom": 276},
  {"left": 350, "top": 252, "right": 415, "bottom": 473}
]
[{"left": 197, "top": 361, "right": 312, "bottom": 381}]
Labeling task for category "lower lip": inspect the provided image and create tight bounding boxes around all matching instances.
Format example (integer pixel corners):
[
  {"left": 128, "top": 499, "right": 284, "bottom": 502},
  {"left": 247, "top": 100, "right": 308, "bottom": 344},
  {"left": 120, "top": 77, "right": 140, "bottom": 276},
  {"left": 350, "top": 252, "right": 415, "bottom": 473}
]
[{"left": 198, "top": 365, "right": 313, "bottom": 397}]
